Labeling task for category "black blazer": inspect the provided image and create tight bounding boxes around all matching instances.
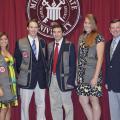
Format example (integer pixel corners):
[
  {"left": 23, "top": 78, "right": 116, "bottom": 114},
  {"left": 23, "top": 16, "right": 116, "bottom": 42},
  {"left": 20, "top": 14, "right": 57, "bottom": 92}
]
[
  {"left": 14, "top": 37, "right": 48, "bottom": 89},
  {"left": 105, "top": 39, "right": 120, "bottom": 92}
]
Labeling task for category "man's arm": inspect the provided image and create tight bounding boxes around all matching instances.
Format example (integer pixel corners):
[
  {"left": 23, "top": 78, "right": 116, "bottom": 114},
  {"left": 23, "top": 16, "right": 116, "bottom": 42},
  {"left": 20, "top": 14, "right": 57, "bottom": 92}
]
[
  {"left": 67, "top": 43, "right": 76, "bottom": 86},
  {"left": 14, "top": 41, "right": 22, "bottom": 74}
]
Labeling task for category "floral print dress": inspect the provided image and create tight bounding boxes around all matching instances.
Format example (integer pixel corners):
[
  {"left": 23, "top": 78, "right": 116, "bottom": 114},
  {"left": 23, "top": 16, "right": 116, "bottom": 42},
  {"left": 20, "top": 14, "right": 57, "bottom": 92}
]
[
  {"left": 76, "top": 34, "right": 104, "bottom": 97},
  {"left": 0, "top": 56, "right": 18, "bottom": 108}
]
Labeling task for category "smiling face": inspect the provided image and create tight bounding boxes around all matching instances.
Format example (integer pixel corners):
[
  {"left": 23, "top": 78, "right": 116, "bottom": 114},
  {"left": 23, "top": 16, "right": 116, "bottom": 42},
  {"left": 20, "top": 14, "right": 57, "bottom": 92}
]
[
  {"left": 83, "top": 14, "right": 97, "bottom": 34},
  {"left": 53, "top": 27, "right": 63, "bottom": 42},
  {"left": 27, "top": 21, "right": 39, "bottom": 38},
  {"left": 84, "top": 17, "right": 92, "bottom": 34},
  {"left": 0, "top": 34, "right": 8, "bottom": 50},
  {"left": 109, "top": 21, "right": 120, "bottom": 38}
]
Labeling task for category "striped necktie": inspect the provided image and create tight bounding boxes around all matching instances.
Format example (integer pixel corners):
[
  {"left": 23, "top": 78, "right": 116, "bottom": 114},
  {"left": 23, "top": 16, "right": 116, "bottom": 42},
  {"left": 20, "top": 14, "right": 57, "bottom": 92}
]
[{"left": 32, "top": 40, "right": 37, "bottom": 58}]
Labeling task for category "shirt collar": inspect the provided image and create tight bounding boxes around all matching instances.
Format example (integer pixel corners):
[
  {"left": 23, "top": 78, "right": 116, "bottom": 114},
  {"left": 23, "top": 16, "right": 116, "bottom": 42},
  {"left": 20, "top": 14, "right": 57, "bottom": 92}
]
[
  {"left": 28, "top": 35, "right": 38, "bottom": 44},
  {"left": 113, "top": 36, "right": 120, "bottom": 44},
  {"left": 55, "top": 37, "right": 63, "bottom": 46}
]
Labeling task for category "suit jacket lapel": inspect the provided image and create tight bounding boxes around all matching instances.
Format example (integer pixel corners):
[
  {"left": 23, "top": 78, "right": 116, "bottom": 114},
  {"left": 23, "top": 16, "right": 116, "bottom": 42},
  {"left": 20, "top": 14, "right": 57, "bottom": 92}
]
[
  {"left": 35, "top": 37, "right": 42, "bottom": 61},
  {"left": 49, "top": 42, "right": 55, "bottom": 66},
  {"left": 108, "top": 41, "right": 111, "bottom": 62},
  {"left": 38, "top": 39, "right": 41, "bottom": 61},
  {"left": 29, "top": 37, "right": 37, "bottom": 61},
  {"left": 111, "top": 39, "right": 120, "bottom": 61},
  {"left": 57, "top": 39, "right": 65, "bottom": 65},
  {"left": 51, "top": 39, "right": 65, "bottom": 66}
]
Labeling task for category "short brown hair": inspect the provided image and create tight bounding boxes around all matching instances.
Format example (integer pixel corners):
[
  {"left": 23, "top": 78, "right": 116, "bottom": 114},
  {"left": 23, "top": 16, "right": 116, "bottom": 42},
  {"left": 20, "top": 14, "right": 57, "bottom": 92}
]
[
  {"left": 27, "top": 19, "right": 39, "bottom": 27},
  {"left": 52, "top": 22, "right": 64, "bottom": 32},
  {"left": 110, "top": 19, "right": 120, "bottom": 24},
  {"left": 109, "top": 19, "right": 120, "bottom": 28}
]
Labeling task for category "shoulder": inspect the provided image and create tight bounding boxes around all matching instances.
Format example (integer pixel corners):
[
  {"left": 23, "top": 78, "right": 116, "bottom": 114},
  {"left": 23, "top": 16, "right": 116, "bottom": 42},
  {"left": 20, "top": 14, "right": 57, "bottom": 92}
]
[
  {"left": 19, "top": 37, "right": 28, "bottom": 41},
  {"left": 79, "top": 33, "right": 85, "bottom": 39},
  {"left": 15, "top": 37, "right": 28, "bottom": 49},
  {"left": 63, "top": 39, "right": 75, "bottom": 52},
  {"left": 64, "top": 39, "right": 75, "bottom": 48},
  {"left": 48, "top": 41, "right": 54, "bottom": 46},
  {"left": 95, "top": 34, "right": 105, "bottom": 44},
  {"left": 17, "top": 37, "right": 28, "bottom": 44},
  {"left": 64, "top": 39, "right": 74, "bottom": 46},
  {"left": 105, "top": 40, "right": 112, "bottom": 47},
  {"left": 39, "top": 37, "right": 46, "bottom": 43},
  {"left": 39, "top": 37, "right": 47, "bottom": 47},
  {"left": 48, "top": 41, "right": 54, "bottom": 50},
  {"left": 78, "top": 33, "right": 85, "bottom": 40},
  {"left": 0, "top": 54, "right": 3, "bottom": 59},
  {"left": 65, "top": 39, "right": 72, "bottom": 44},
  {"left": 106, "top": 40, "right": 112, "bottom": 44}
]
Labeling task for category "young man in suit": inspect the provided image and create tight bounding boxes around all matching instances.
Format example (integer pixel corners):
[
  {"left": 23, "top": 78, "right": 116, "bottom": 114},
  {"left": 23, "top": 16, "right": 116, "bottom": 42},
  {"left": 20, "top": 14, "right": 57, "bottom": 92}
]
[
  {"left": 48, "top": 23, "right": 76, "bottom": 120},
  {"left": 14, "top": 19, "right": 48, "bottom": 120},
  {"left": 105, "top": 19, "right": 120, "bottom": 120}
]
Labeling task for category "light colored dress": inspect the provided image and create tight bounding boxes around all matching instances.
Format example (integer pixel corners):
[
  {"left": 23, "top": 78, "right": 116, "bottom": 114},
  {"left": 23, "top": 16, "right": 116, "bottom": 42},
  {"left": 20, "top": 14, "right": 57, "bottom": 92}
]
[{"left": 0, "top": 56, "right": 18, "bottom": 108}]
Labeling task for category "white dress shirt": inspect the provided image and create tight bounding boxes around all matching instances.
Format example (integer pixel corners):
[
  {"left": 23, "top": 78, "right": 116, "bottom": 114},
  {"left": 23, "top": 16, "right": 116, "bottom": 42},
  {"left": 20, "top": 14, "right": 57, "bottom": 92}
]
[
  {"left": 54, "top": 37, "right": 63, "bottom": 53},
  {"left": 28, "top": 35, "right": 39, "bottom": 59},
  {"left": 111, "top": 36, "right": 120, "bottom": 52}
]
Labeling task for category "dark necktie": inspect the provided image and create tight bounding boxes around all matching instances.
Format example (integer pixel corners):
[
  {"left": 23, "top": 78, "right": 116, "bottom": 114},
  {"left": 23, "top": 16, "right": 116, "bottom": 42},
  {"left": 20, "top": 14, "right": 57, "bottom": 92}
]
[
  {"left": 32, "top": 40, "right": 37, "bottom": 58},
  {"left": 52, "top": 43, "right": 59, "bottom": 74}
]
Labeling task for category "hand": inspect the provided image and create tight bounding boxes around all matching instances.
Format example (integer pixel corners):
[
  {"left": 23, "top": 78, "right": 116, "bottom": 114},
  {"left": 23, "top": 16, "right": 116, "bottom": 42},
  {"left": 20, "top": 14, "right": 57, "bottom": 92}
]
[
  {"left": 90, "top": 78, "right": 97, "bottom": 87},
  {"left": 105, "top": 84, "right": 108, "bottom": 89},
  {"left": 75, "top": 80, "right": 80, "bottom": 86}
]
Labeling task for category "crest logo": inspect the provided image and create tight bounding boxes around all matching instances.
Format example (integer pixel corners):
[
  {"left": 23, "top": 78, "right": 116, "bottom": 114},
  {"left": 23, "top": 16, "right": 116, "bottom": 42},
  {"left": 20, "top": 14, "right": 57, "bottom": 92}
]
[
  {"left": 27, "top": 0, "right": 80, "bottom": 38},
  {"left": 0, "top": 67, "right": 6, "bottom": 73}
]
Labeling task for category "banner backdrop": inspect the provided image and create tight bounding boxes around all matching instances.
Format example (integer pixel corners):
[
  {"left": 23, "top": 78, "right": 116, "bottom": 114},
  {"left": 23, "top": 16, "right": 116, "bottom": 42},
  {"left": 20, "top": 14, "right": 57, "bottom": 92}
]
[
  {"left": 0, "top": 0, "right": 120, "bottom": 120},
  {"left": 26, "top": 0, "right": 81, "bottom": 38}
]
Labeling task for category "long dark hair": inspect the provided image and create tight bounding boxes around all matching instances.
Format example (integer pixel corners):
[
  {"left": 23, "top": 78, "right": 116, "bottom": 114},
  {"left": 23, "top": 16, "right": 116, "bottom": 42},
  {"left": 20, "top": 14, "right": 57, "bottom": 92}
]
[{"left": 0, "top": 32, "right": 9, "bottom": 53}]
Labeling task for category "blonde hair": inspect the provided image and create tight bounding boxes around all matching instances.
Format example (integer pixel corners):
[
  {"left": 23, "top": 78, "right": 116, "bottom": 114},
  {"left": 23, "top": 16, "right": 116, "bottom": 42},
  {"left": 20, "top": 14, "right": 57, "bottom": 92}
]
[{"left": 84, "top": 14, "right": 98, "bottom": 47}]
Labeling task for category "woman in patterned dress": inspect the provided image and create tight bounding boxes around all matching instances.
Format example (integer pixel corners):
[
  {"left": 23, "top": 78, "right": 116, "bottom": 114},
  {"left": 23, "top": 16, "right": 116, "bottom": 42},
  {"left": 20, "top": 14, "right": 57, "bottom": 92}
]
[
  {"left": 0, "top": 32, "right": 18, "bottom": 120},
  {"left": 76, "top": 14, "right": 105, "bottom": 120}
]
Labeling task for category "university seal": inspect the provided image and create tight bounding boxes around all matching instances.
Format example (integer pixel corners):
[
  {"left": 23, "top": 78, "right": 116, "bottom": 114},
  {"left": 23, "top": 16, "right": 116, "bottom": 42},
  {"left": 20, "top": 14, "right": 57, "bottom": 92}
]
[{"left": 27, "top": 0, "right": 80, "bottom": 38}]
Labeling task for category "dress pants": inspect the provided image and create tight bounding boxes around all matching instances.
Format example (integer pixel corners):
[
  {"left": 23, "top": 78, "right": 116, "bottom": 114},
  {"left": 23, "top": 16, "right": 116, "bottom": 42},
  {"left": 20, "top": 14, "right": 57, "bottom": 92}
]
[
  {"left": 49, "top": 74, "right": 73, "bottom": 120},
  {"left": 108, "top": 90, "right": 120, "bottom": 120},
  {"left": 20, "top": 82, "right": 46, "bottom": 120}
]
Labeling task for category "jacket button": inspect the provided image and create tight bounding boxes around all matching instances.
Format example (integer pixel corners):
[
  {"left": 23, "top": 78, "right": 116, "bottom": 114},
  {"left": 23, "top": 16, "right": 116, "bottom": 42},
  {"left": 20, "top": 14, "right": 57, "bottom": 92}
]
[{"left": 110, "top": 66, "right": 112, "bottom": 68}]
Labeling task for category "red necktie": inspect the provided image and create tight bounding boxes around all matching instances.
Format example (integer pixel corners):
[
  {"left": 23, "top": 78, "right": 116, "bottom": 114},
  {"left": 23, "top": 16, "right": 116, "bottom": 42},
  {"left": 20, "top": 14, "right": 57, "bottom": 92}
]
[{"left": 52, "top": 43, "right": 59, "bottom": 73}]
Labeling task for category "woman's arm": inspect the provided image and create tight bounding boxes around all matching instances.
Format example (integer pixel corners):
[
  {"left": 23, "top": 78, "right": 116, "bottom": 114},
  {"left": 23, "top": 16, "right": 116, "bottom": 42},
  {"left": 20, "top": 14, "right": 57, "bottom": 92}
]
[
  {"left": 90, "top": 41, "right": 105, "bottom": 86},
  {"left": 0, "top": 85, "right": 4, "bottom": 96}
]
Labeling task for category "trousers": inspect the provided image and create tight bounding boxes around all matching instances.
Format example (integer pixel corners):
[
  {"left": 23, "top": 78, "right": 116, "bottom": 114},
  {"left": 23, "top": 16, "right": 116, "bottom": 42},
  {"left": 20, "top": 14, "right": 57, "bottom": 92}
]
[
  {"left": 108, "top": 90, "right": 120, "bottom": 120},
  {"left": 49, "top": 74, "right": 73, "bottom": 120},
  {"left": 20, "top": 82, "right": 46, "bottom": 120}
]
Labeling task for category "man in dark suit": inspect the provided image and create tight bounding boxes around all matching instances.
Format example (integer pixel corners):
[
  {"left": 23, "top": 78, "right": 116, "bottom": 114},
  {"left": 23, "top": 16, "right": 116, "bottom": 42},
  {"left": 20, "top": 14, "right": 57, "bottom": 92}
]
[
  {"left": 48, "top": 23, "right": 76, "bottom": 120},
  {"left": 105, "top": 19, "right": 120, "bottom": 120},
  {"left": 14, "top": 19, "right": 47, "bottom": 120}
]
